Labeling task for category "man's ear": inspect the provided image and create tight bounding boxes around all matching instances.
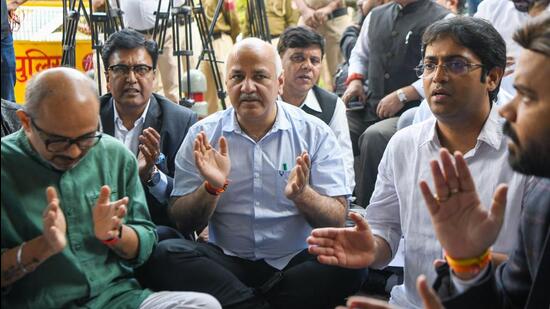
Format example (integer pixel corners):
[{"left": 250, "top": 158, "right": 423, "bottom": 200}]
[
  {"left": 486, "top": 66, "right": 504, "bottom": 92},
  {"left": 16, "top": 109, "right": 31, "bottom": 132},
  {"left": 104, "top": 71, "right": 112, "bottom": 92},
  {"left": 278, "top": 70, "right": 285, "bottom": 95}
]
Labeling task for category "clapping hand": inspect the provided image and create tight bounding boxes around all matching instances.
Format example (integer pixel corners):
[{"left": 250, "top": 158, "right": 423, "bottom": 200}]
[
  {"left": 284, "top": 151, "right": 311, "bottom": 200},
  {"left": 138, "top": 127, "right": 161, "bottom": 182},
  {"left": 193, "top": 131, "right": 230, "bottom": 189},
  {"left": 307, "top": 212, "right": 377, "bottom": 268},
  {"left": 93, "top": 186, "right": 128, "bottom": 241},
  {"left": 419, "top": 148, "right": 508, "bottom": 259},
  {"left": 42, "top": 187, "right": 67, "bottom": 254}
]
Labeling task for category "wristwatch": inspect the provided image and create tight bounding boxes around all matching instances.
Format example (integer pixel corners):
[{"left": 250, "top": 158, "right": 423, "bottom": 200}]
[
  {"left": 146, "top": 166, "right": 161, "bottom": 187},
  {"left": 396, "top": 89, "right": 408, "bottom": 104}
]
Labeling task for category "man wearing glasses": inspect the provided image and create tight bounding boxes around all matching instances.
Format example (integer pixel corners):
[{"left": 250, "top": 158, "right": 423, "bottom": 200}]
[
  {"left": 0, "top": 67, "right": 220, "bottom": 308},
  {"left": 307, "top": 17, "right": 539, "bottom": 308},
  {"left": 99, "top": 29, "right": 197, "bottom": 231}
]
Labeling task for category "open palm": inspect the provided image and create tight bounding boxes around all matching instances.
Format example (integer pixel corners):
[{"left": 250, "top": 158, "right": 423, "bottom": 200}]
[
  {"left": 419, "top": 149, "right": 508, "bottom": 259},
  {"left": 193, "top": 131, "right": 231, "bottom": 188},
  {"left": 307, "top": 212, "right": 377, "bottom": 268},
  {"left": 42, "top": 187, "right": 67, "bottom": 254}
]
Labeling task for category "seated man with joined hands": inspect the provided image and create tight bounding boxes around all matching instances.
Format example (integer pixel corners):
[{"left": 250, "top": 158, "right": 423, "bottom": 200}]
[
  {"left": 0, "top": 67, "right": 220, "bottom": 309},
  {"left": 139, "top": 38, "right": 364, "bottom": 309}
]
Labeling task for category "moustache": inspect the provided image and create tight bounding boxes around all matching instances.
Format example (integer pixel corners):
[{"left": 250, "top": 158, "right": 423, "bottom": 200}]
[
  {"left": 239, "top": 94, "right": 261, "bottom": 102},
  {"left": 503, "top": 121, "right": 520, "bottom": 145}
]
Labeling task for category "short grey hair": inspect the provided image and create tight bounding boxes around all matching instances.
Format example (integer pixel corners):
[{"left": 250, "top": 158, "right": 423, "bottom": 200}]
[{"left": 227, "top": 38, "right": 283, "bottom": 78}]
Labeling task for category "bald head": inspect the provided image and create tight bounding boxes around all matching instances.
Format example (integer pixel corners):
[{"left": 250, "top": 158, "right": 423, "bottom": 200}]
[
  {"left": 226, "top": 38, "right": 283, "bottom": 78},
  {"left": 18, "top": 67, "right": 101, "bottom": 171},
  {"left": 24, "top": 67, "right": 98, "bottom": 120}
]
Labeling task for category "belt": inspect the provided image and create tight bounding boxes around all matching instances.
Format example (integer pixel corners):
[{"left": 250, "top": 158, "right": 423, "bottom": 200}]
[
  {"left": 135, "top": 20, "right": 172, "bottom": 36},
  {"left": 327, "top": 7, "right": 347, "bottom": 20}
]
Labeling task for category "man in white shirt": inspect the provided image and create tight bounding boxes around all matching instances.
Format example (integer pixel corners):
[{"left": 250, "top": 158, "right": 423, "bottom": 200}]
[
  {"left": 405, "top": 0, "right": 550, "bottom": 126},
  {"left": 344, "top": 0, "right": 452, "bottom": 206},
  {"left": 277, "top": 26, "right": 355, "bottom": 193},
  {"left": 307, "top": 16, "right": 538, "bottom": 308}
]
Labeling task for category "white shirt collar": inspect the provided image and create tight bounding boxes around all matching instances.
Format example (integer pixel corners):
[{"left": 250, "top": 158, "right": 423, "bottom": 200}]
[
  {"left": 301, "top": 89, "right": 323, "bottom": 113},
  {"left": 113, "top": 98, "right": 151, "bottom": 130},
  {"left": 278, "top": 89, "right": 322, "bottom": 113},
  {"left": 420, "top": 105, "right": 503, "bottom": 152}
]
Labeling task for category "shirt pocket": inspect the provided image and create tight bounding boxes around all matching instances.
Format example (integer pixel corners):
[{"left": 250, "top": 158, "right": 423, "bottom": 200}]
[{"left": 275, "top": 169, "right": 300, "bottom": 214}]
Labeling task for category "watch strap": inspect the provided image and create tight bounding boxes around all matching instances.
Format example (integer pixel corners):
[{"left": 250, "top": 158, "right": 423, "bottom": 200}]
[{"left": 396, "top": 89, "right": 408, "bottom": 103}]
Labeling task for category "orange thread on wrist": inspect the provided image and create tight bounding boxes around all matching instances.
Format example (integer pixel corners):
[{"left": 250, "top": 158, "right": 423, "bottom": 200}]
[
  {"left": 445, "top": 250, "right": 491, "bottom": 274},
  {"left": 204, "top": 180, "right": 228, "bottom": 196}
]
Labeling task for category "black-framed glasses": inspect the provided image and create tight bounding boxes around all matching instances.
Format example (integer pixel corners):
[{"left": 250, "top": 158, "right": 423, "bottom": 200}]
[
  {"left": 30, "top": 118, "right": 102, "bottom": 152},
  {"left": 108, "top": 64, "right": 154, "bottom": 77},
  {"left": 289, "top": 54, "right": 322, "bottom": 67},
  {"left": 415, "top": 60, "right": 484, "bottom": 79}
]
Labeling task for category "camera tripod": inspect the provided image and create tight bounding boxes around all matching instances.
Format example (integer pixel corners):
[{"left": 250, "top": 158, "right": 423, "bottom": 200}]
[
  {"left": 246, "top": 0, "right": 271, "bottom": 42},
  {"left": 61, "top": 0, "right": 124, "bottom": 95},
  {"left": 153, "top": 0, "right": 227, "bottom": 109}
]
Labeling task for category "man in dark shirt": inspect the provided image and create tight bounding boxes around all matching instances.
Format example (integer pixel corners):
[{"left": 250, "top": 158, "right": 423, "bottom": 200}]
[{"left": 99, "top": 29, "right": 197, "bottom": 231}]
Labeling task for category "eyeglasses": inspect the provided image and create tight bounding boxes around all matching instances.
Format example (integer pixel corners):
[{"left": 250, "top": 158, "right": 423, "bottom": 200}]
[
  {"left": 30, "top": 118, "right": 102, "bottom": 152},
  {"left": 108, "top": 64, "right": 154, "bottom": 77},
  {"left": 415, "top": 59, "right": 484, "bottom": 79},
  {"left": 289, "top": 54, "right": 322, "bottom": 67}
]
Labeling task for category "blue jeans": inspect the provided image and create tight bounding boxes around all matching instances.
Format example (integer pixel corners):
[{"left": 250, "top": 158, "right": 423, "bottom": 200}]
[{"left": 1, "top": 32, "right": 16, "bottom": 102}]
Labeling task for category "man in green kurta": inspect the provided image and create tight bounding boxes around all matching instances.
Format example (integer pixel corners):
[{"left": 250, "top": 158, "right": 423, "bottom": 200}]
[{"left": 0, "top": 67, "right": 220, "bottom": 309}]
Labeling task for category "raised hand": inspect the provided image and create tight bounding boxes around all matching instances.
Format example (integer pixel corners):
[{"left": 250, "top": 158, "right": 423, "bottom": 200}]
[
  {"left": 419, "top": 148, "right": 508, "bottom": 259},
  {"left": 138, "top": 127, "right": 161, "bottom": 182},
  {"left": 193, "top": 131, "right": 230, "bottom": 188},
  {"left": 284, "top": 151, "right": 311, "bottom": 200},
  {"left": 307, "top": 212, "right": 377, "bottom": 268},
  {"left": 42, "top": 187, "right": 67, "bottom": 254},
  {"left": 93, "top": 186, "right": 128, "bottom": 241}
]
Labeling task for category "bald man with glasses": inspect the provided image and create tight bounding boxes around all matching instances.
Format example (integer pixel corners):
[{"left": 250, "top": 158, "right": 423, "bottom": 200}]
[{"left": 0, "top": 67, "right": 220, "bottom": 308}]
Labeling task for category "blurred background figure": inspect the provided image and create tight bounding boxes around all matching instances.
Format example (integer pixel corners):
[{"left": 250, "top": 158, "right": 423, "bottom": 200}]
[{"left": 1, "top": 0, "right": 28, "bottom": 102}]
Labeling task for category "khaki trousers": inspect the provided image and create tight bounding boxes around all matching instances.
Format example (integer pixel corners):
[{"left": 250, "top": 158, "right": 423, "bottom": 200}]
[{"left": 200, "top": 32, "right": 233, "bottom": 115}]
